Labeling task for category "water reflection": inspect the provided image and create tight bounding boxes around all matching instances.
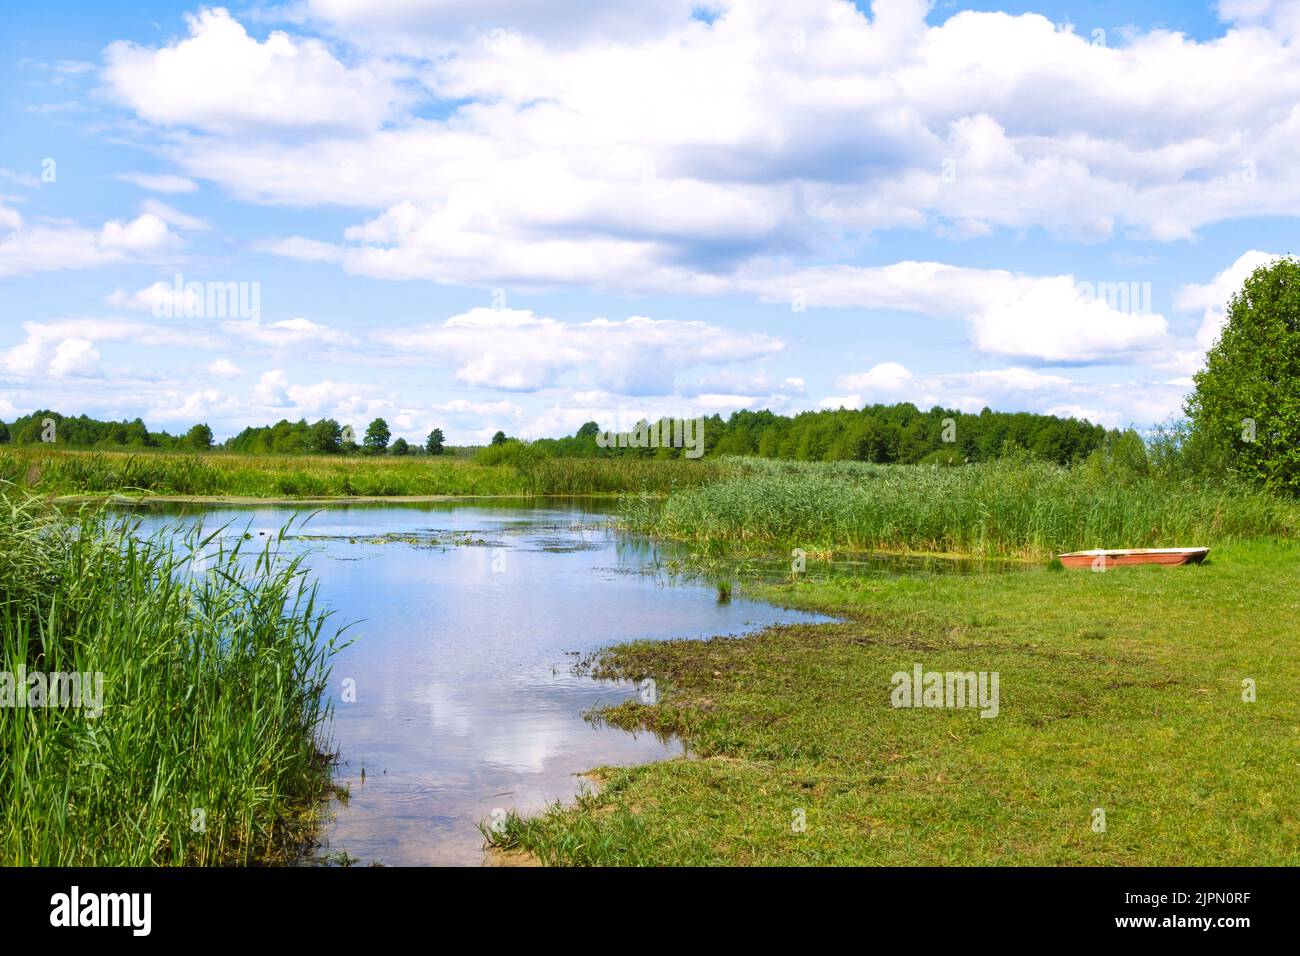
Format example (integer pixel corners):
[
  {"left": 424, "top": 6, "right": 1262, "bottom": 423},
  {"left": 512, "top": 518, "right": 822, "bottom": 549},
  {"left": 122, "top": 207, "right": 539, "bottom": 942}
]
[{"left": 121, "top": 498, "right": 828, "bottom": 866}]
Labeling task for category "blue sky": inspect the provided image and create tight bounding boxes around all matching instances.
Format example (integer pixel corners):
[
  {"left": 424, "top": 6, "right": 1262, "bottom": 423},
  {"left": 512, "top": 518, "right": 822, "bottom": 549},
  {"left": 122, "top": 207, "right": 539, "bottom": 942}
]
[{"left": 1, "top": 0, "right": 1296, "bottom": 443}]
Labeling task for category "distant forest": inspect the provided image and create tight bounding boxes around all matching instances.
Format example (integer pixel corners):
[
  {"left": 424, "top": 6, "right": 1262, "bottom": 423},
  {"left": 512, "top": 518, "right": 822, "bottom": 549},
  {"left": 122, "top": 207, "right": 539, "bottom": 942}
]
[{"left": 0, "top": 404, "right": 1120, "bottom": 465}]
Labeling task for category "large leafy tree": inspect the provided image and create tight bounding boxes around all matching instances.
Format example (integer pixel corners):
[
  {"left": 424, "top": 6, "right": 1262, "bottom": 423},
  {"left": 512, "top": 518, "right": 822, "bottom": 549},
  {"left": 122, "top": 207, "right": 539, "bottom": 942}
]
[
  {"left": 363, "top": 417, "right": 391, "bottom": 455},
  {"left": 184, "top": 423, "right": 213, "bottom": 450},
  {"left": 1186, "top": 257, "right": 1300, "bottom": 492},
  {"left": 425, "top": 428, "right": 445, "bottom": 455},
  {"left": 308, "top": 418, "right": 343, "bottom": 454}
]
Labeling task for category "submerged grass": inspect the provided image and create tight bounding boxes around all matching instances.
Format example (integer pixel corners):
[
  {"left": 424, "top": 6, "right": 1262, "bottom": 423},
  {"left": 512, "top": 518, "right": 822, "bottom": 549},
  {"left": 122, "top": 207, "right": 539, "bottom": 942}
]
[
  {"left": 490, "top": 539, "right": 1300, "bottom": 865},
  {"left": 0, "top": 448, "right": 722, "bottom": 499},
  {"left": 0, "top": 494, "right": 348, "bottom": 865},
  {"left": 623, "top": 457, "right": 1299, "bottom": 557}
]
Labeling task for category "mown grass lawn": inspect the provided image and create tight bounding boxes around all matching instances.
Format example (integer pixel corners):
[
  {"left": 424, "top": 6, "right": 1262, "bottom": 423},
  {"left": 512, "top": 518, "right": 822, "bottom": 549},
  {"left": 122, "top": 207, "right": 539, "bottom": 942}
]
[{"left": 493, "top": 539, "right": 1300, "bottom": 865}]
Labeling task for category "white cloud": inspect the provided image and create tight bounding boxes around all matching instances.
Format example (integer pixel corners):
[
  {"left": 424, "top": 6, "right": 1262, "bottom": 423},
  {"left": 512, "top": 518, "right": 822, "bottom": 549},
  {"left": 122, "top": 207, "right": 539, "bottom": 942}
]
[
  {"left": 248, "top": 368, "right": 391, "bottom": 422},
  {"left": 102, "top": 7, "right": 406, "bottom": 134},
  {"left": 107, "top": 281, "right": 202, "bottom": 315},
  {"left": 140, "top": 198, "right": 210, "bottom": 231},
  {"left": 823, "top": 362, "right": 1175, "bottom": 427},
  {"left": 298, "top": 0, "right": 701, "bottom": 49},
  {"left": 116, "top": 171, "right": 199, "bottom": 193},
  {"left": 0, "top": 203, "right": 177, "bottom": 276},
  {"left": 224, "top": 317, "right": 356, "bottom": 348},
  {"left": 374, "top": 307, "right": 784, "bottom": 392},
  {"left": 253, "top": 235, "right": 344, "bottom": 262},
  {"left": 1176, "top": 249, "right": 1285, "bottom": 351},
  {"left": 0, "top": 319, "right": 219, "bottom": 380},
  {"left": 836, "top": 362, "right": 914, "bottom": 394},
  {"left": 746, "top": 261, "right": 1172, "bottom": 363},
  {"left": 207, "top": 357, "right": 243, "bottom": 377},
  {"left": 47, "top": 338, "right": 102, "bottom": 379},
  {"left": 103, "top": 1, "right": 1300, "bottom": 291}
]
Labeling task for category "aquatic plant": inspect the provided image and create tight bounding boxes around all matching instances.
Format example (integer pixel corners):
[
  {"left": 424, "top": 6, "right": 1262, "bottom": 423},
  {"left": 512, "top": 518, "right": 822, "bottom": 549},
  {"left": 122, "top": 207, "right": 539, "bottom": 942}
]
[{"left": 0, "top": 496, "right": 348, "bottom": 864}]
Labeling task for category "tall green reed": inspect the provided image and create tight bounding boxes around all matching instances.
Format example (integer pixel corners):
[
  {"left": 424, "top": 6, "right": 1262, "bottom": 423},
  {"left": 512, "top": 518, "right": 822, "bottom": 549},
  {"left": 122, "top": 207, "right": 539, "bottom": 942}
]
[
  {"left": 0, "top": 495, "right": 349, "bottom": 864},
  {"left": 623, "top": 457, "right": 1300, "bottom": 557}
]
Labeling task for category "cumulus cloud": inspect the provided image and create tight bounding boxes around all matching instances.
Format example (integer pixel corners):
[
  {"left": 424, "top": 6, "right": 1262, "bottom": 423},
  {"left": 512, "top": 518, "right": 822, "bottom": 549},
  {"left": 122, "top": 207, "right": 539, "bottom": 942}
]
[
  {"left": 102, "top": 0, "right": 1300, "bottom": 292},
  {"left": 224, "top": 316, "right": 356, "bottom": 348},
  {"left": 102, "top": 8, "right": 406, "bottom": 134},
  {"left": 0, "top": 319, "right": 219, "bottom": 380},
  {"left": 0, "top": 203, "right": 177, "bottom": 276},
  {"left": 207, "top": 357, "right": 243, "bottom": 377},
  {"left": 823, "top": 362, "right": 1180, "bottom": 427},
  {"left": 374, "top": 307, "right": 785, "bottom": 392},
  {"left": 1175, "top": 249, "right": 1286, "bottom": 351},
  {"left": 744, "top": 261, "right": 1172, "bottom": 363}
]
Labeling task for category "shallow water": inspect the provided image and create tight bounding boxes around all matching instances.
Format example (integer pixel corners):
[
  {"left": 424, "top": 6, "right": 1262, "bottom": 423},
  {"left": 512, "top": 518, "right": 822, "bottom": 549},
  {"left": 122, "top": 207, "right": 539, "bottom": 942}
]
[{"left": 125, "top": 498, "right": 832, "bottom": 865}]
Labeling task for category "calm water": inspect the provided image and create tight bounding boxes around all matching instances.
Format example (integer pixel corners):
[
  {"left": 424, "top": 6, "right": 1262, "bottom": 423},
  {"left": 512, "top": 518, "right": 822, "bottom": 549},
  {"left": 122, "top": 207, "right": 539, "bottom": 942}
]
[{"left": 126, "top": 498, "right": 831, "bottom": 865}]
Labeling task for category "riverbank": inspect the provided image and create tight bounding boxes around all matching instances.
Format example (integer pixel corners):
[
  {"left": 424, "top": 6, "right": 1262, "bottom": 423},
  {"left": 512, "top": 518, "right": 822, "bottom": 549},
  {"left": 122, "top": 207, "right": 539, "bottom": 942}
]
[{"left": 489, "top": 538, "right": 1300, "bottom": 865}]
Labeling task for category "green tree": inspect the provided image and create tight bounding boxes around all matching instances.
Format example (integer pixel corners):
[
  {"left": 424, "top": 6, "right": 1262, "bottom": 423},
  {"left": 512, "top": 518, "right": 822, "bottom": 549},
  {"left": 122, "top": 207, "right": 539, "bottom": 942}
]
[
  {"left": 425, "top": 428, "right": 445, "bottom": 456},
  {"left": 491, "top": 430, "right": 508, "bottom": 446},
  {"left": 363, "top": 418, "right": 391, "bottom": 455},
  {"left": 308, "top": 418, "right": 343, "bottom": 454},
  {"left": 390, "top": 437, "right": 410, "bottom": 456},
  {"left": 1186, "top": 257, "right": 1300, "bottom": 491},
  {"left": 184, "top": 423, "right": 214, "bottom": 450}
]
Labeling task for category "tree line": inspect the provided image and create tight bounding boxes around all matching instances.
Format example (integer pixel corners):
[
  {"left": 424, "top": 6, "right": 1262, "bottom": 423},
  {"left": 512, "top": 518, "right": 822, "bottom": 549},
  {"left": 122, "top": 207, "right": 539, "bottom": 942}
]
[
  {"left": 0, "top": 405, "right": 1111, "bottom": 465},
  {"left": 525, "top": 404, "right": 1114, "bottom": 465},
  {"left": 0, "top": 411, "right": 447, "bottom": 457}
]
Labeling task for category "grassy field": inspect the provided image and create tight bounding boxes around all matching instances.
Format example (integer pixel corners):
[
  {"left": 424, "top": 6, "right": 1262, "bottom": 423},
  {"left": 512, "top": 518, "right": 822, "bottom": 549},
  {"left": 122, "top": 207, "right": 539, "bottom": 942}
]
[
  {"left": 0, "top": 498, "right": 346, "bottom": 864},
  {"left": 624, "top": 457, "right": 1298, "bottom": 557},
  {"left": 489, "top": 539, "right": 1300, "bottom": 864},
  {"left": 0, "top": 447, "right": 721, "bottom": 499}
]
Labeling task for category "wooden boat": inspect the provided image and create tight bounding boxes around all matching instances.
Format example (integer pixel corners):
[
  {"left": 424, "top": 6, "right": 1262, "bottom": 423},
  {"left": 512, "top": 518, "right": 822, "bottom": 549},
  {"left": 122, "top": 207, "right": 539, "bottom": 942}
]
[{"left": 1057, "top": 547, "right": 1209, "bottom": 569}]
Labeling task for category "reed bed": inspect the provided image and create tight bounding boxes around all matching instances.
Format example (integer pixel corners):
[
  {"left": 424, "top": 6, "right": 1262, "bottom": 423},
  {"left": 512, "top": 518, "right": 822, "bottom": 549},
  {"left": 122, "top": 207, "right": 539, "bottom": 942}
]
[
  {"left": 623, "top": 457, "right": 1299, "bottom": 557},
  {"left": 0, "top": 496, "right": 347, "bottom": 865},
  {"left": 0, "top": 448, "right": 722, "bottom": 499}
]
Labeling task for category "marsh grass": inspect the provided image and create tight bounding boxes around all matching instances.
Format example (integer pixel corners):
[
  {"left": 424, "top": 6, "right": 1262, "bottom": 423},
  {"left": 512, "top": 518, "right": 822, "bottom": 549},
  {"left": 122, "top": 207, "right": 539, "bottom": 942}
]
[
  {"left": 0, "top": 496, "right": 348, "bottom": 865},
  {"left": 0, "top": 448, "right": 722, "bottom": 499},
  {"left": 490, "top": 539, "right": 1300, "bottom": 865},
  {"left": 624, "top": 457, "right": 1298, "bottom": 557}
]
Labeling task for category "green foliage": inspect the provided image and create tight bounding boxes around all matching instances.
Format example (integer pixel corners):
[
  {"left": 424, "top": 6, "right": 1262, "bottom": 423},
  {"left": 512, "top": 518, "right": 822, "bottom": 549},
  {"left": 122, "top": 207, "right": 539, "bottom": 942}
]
[
  {"left": 308, "top": 418, "right": 343, "bottom": 454},
  {"left": 0, "top": 448, "right": 720, "bottom": 498},
  {"left": 537, "top": 404, "right": 1110, "bottom": 465},
  {"left": 4, "top": 410, "right": 172, "bottom": 449},
  {"left": 184, "top": 423, "right": 213, "bottom": 450},
  {"left": 1186, "top": 257, "right": 1300, "bottom": 493},
  {"left": 0, "top": 498, "right": 346, "bottom": 864},
  {"left": 390, "top": 437, "right": 410, "bottom": 456},
  {"left": 491, "top": 430, "right": 508, "bottom": 446},
  {"left": 624, "top": 457, "right": 1295, "bottom": 557},
  {"left": 425, "top": 428, "right": 445, "bottom": 456},
  {"left": 362, "top": 418, "right": 390, "bottom": 455}
]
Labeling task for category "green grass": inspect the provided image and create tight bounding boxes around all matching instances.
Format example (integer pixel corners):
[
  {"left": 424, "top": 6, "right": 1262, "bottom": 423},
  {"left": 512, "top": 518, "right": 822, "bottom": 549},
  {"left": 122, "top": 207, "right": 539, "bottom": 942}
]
[
  {"left": 489, "top": 539, "right": 1300, "bottom": 865},
  {"left": 623, "top": 457, "right": 1299, "bottom": 557},
  {"left": 0, "top": 496, "right": 348, "bottom": 865},
  {"left": 0, "top": 447, "right": 722, "bottom": 499}
]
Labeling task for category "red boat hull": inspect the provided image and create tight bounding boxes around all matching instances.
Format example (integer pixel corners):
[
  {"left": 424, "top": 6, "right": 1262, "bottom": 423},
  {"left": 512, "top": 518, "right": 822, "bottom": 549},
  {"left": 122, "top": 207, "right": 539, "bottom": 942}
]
[{"left": 1058, "top": 548, "right": 1209, "bottom": 569}]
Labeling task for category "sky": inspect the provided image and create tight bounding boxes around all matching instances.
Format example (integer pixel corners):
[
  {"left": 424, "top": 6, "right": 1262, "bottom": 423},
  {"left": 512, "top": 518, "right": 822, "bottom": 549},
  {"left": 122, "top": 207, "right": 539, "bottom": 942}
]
[{"left": 0, "top": 0, "right": 1297, "bottom": 445}]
